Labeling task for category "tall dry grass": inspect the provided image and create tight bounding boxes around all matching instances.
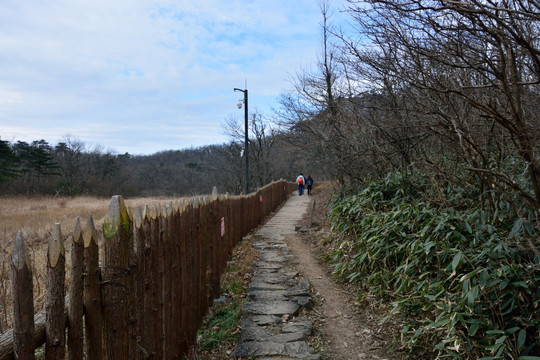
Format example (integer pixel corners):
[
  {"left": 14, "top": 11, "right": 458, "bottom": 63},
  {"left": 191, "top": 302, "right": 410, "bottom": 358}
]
[{"left": 0, "top": 195, "right": 186, "bottom": 333}]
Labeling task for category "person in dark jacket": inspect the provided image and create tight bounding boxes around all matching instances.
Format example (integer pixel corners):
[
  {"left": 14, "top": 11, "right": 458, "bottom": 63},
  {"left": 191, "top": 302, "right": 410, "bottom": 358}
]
[{"left": 306, "top": 175, "right": 314, "bottom": 195}]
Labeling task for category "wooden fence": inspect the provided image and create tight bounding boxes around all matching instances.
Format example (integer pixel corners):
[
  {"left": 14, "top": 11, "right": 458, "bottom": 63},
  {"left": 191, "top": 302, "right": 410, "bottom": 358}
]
[{"left": 0, "top": 180, "right": 297, "bottom": 360}]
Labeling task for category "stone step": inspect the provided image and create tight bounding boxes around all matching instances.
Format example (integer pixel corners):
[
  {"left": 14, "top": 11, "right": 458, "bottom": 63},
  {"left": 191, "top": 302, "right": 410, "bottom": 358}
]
[{"left": 233, "top": 193, "right": 317, "bottom": 359}]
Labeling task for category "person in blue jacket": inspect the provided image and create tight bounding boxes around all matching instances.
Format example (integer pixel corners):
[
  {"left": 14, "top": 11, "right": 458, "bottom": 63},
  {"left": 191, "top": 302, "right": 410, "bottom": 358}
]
[{"left": 306, "top": 175, "right": 314, "bottom": 195}]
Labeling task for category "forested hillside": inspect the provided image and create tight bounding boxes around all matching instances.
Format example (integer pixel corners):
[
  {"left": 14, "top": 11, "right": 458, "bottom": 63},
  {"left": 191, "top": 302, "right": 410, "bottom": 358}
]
[{"left": 0, "top": 130, "right": 326, "bottom": 197}]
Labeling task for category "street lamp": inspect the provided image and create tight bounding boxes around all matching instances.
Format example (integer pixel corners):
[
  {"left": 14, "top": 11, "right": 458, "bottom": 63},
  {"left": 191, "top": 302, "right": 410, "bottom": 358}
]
[{"left": 234, "top": 87, "right": 249, "bottom": 195}]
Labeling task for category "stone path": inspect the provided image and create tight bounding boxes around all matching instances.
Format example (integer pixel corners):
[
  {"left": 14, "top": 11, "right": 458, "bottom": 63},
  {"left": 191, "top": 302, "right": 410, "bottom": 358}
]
[{"left": 233, "top": 192, "right": 320, "bottom": 360}]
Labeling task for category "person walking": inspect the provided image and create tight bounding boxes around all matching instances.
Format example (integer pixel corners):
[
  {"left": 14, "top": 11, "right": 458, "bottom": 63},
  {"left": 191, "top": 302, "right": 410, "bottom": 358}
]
[
  {"left": 306, "top": 175, "right": 313, "bottom": 195},
  {"left": 296, "top": 173, "right": 306, "bottom": 195}
]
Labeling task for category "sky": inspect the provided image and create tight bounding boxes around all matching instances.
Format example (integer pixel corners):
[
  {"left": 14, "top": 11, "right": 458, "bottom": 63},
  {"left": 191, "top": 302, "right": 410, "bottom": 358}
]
[{"left": 0, "top": 0, "right": 346, "bottom": 155}]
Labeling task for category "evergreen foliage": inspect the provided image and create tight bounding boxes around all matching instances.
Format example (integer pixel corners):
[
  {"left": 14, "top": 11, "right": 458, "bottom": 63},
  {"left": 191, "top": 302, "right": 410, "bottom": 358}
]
[{"left": 0, "top": 139, "right": 18, "bottom": 183}]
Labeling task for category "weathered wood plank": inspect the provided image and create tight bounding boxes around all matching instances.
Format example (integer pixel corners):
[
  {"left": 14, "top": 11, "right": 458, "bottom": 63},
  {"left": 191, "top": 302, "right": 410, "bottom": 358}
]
[
  {"left": 132, "top": 206, "right": 147, "bottom": 360},
  {"left": 191, "top": 199, "right": 199, "bottom": 344},
  {"left": 183, "top": 203, "right": 194, "bottom": 350},
  {"left": 10, "top": 231, "right": 35, "bottom": 360},
  {"left": 141, "top": 205, "right": 155, "bottom": 359},
  {"left": 150, "top": 205, "right": 163, "bottom": 359},
  {"left": 101, "top": 195, "right": 131, "bottom": 360},
  {"left": 67, "top": 218, "right": 84, "bottom": 360},
  {"left": 126, "top": 205, "right": 137, "bottom": 360},
  {"left": 199, "top": 200, "right": 209, "bottom": 318},
  {"left": 46, "top": 223, "right": 66, "bottom": 360},
  {"left": 178, "top": 203, "right": 189, "bottom": 354},
  {"left": 167, "top": 202, "right": 181, "bottom": 358},
  {"left": 193, "top": 198, "right": 204, "bottom": 326},
  {"left": 83, "top": 215, "right": 102, "bottom": 360},
  {"left": 209, "top": 198, "right": 220, "bottom": 302},
  {"left": 161, "top": 203, "right": 172, "bottom": 359}
]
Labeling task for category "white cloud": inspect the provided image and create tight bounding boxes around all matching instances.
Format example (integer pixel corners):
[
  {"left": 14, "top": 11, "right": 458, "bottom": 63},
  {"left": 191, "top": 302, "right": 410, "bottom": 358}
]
[{"left": 0, "top": 0, "right": 345, "bottom": 154}]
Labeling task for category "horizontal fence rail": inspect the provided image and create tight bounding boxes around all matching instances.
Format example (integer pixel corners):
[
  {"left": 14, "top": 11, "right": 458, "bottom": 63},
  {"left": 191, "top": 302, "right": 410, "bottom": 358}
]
[{"left": 1, "top": 180, "right": 297, "bottom": 360}]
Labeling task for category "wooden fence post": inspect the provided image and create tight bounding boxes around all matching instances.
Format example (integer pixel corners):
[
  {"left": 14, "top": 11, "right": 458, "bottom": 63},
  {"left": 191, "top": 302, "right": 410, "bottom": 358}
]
[
  {"left": 250, "top": 194, "right": 256, "bottom": 231},
  {"left": 251, "top": 195, "right": 256, "bottom": 232},
  {"left": 126, "top": 206, "right": 138, "bottom": 360},
  {"left": 83, "top": 215, "right": 102, "bottom": 360},
  {"left": 219, "top": 199, "right": 228, "bottom": 275},
  {"left": 68, "top": 218, "right": 84, "bottom": 360},
  {"left": 209, "top": 197, "right": 220, "bottom": 301},
  {"left": 161, "top": 203, "right": 172, "bottom": 359},
  {"left": 178, "top": 204, "right": 188, "bottom": 353},
  {"left": 46, "top": 223, "right": 66, "bottom": 360},
  {"left": 199, "top": 198, "right": 209, "bottom": 320},
  {"left": 150, "top": 205, "right": 164, "bottom": 359},
  {"left": 101, "top": 195, "right": 131, "bottom": 360},
  {"left": 191, "top": 200, "right": 202, "bottom": 333},
  {"left": 229, "top": 197, "right": 234, "bottom": 248},
  {"left": 11, "top": 231, "right": 36, "bottom": 360},
  {"left": 170, "top": 202, "right": 181, "bottom": 357},
  {"left": 141, "top": 205, "right": 156, "bottom": 359},
  {"left": 187, "top": 201, "right": 197, "bottom": 346},
  {"left": 238, "top": 197, "right": 243, "bottom": 242},
  {"left": 133, "top": 206, "right": 147, "bottom": 360}
]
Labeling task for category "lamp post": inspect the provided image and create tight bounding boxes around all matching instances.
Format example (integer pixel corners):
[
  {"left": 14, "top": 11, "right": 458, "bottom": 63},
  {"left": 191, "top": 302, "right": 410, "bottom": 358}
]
[{"left": 234, "top": 87, "right": 249, "bottom": 195}]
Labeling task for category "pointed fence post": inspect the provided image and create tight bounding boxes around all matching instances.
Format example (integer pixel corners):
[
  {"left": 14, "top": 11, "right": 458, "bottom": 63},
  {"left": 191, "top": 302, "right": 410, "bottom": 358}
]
[
  {"left": 83, "top": 215, "right": 102, "bottom": 360},
  {"left": 185, "top": 202, "right": 196, "bottom": 346},
  {"left": 161, "top": 203, "right": 172, "bottom": 359},
  {"left": 11, "top": 231, "right": 36, "bottom": 360},
  {"left": 152, "top": 205, "right": 164, "bottom": 359},
  {"left": 141, "top": 205, "right": 156, "bottom": 358},
  {"left": 101, "top": 195, "right": 131, "bottom": 360},
  {"left": 132, "top": 206, "right": 147, "bottom": 360},
  {"left": 198, "top": 198, "right": 208, "bottom": 321},
  {"left": 179, "top": 203, "right": 190, "bottom": 353},
  {"left": 46, "top": 223, "right": 66, "bottom": 360},
  {"left": 68, "top": 218, "right": 84, "bottom": 360}
]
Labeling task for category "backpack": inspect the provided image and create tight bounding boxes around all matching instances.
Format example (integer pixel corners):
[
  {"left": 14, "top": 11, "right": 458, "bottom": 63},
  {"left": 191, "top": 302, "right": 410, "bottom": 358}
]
[{"left": 297, "top": 177, "right": 304, "bottom": 185}]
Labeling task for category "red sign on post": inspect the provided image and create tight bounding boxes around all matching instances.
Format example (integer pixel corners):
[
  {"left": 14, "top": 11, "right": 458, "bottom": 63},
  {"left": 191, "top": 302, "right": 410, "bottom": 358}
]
[
  {"left": 259, "top": 195, "right": 263, "bottom": 203},
  {"left": 221, "top": 217, "right": 225, "bottom": 237}
]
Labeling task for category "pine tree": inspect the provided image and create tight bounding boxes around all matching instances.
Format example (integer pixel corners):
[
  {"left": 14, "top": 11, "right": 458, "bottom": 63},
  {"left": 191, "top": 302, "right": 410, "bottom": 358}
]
[
  {"left": 0, "top": 139, "right": 19, "bottom": 183},
  {"left": 30, "top": 140, "right": 61, "bottom": 194}
]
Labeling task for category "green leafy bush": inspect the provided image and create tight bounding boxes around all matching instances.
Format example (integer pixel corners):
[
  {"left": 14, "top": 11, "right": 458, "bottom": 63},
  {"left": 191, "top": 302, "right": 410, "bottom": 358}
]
[{"left": 329, "top": 171, "right": 540, "bottom": 359}]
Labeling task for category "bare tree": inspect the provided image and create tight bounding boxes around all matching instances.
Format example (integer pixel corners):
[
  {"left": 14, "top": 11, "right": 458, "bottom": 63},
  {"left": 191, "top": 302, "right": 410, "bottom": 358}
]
[
  {"left": 223, "top": 111, "right": 279, "bottom": 190},
  {"left": 278, "top": 1, "right": 359, "bottom": 183},
  {"left": 54, "top": 136, "right": 90, "bottom": 195},
  {"left": 340, "top": 0, "right": 540, "bottom": 212}
]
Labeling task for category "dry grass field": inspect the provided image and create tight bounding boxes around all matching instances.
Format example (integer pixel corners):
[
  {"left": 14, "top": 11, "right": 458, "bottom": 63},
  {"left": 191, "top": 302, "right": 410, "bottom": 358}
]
[{"left": 0, "top": 195, "right": 186, "bottom": 332}]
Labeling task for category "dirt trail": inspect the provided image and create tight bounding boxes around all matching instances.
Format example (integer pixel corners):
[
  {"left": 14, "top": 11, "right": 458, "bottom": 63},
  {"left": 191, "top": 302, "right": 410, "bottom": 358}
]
[{"left": 286, "top": 184, "right": 395, "bottom": 360}]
